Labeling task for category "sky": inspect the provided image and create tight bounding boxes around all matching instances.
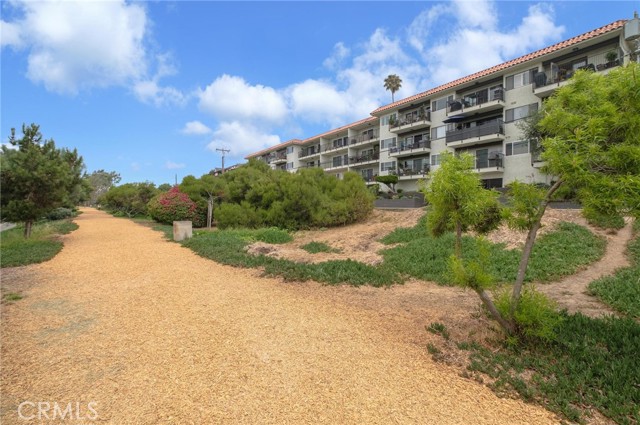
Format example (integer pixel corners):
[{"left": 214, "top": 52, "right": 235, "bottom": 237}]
[{"left": 1, "top": 0, "right": 637, "bottom": 185}]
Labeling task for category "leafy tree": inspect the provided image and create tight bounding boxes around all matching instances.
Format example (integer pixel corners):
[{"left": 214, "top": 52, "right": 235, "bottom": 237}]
[
  {"left": 84, "top": 169, "right": 121, "bottom": 206},
  {"left": 423, "top": 152, "right": 501, "bottom": 257},
  {"left": 422, "top": 152, "right": 506, "bottom": 329},
  {"left": 375, "top": 175, "right": 398, "bottom": 193},
  {"left": 158, "top": 183, "right": 172, "bottom": 192},
  {"left": 99, "top": 182, "right": 158, "bottom": 218},
  {"left": 179, "top": 174, "right": 227, "bottom": 228},
  {"left": 384, "top": 74, "right": 402, "bottom": 102},
  {"left": 1, "top": 124, "right": 85, "bottom": 237}
]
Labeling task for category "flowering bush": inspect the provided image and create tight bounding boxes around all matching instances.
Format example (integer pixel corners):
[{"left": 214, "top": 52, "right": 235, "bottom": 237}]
[{"left": 148, "top": 187, "right": 204, "bottom": 227}]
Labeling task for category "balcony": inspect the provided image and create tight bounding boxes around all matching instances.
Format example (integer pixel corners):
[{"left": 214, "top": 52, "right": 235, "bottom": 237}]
[
  {"left": 361, "top": 173, "right": 379, "bottom": 184},
  {"left": 533, "top": 49, "right": 622, "bottom": 97},
  {"left": 394, "top": 166, "right": 430, "bottom": 180},
  {"left": 350, "top": 130, "right": 380, "bottom": 147},
  {"left": 299, "top": 147, "right": 320, "bottom": 159},
  {"left": 474, "top": 157, "right": 504, "bottom": 174},
  {"left": 447, "top": 87, "right": 504, "bottom": 117},
  {"left": 322, "top": 159, "right": 348, "bottom": 171},
  {"left": 350, "top": 152, "right": 380, "bottom": 166},
  {"left": 324, "top": 141, "right": 350, "bottom": 153},
  {"left": 389, "top": 111, "right": 431, "bottom": 134},
  {"left": 268, "top": 152, "right": 287, "bottom": 164},
  {"left": 446, "top": 120, "right": 505, "bottom": 148},
  {"left": 389, "top": 139, "right": 431, "bottom": 157}
]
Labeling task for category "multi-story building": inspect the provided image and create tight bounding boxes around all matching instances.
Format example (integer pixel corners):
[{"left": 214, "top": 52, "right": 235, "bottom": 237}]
[{"left": 247, "top": 16, "right": 640, "bottom": 191}]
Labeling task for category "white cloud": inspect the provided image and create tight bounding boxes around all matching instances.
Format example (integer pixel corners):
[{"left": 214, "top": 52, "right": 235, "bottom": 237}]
[
  {"left": 0, "top": 19, "right": 24, "bottom": 48},
  {"left": 207, "top": 122, "right": 280, "bottom": 158},
  {"left": 165, "top": 161, "right": 185, "bottom": 170},
  {"left": 181, "top": 121, "right": 212, "bottom": 135},
  {"left": 198, "top": 75, "right": 288, "bottom": 123},
  {"left": 133, "top": 53, "right": 185, "bottom": 107},
  {"left": 1, "top": 142, "right": 18, "bottom": 151},
  {"left": 412, "top": 2, "right": 565, "bottom": 85},
  {"left": 2, "top": 0, "right": 148, "bottom": 94},
  {"left": 323, "top": 42, "right": 350, "bottom": 70}
]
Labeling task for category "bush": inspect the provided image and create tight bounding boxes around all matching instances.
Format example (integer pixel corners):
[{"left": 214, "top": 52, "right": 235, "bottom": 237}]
[
  {"left": 45, "top": 207, "right": 76, "bottom": 221},
  {"left": 495, "top": 286, "right": 563, "bottom": 342},
  {"left": 100, "top": 182, "right": 158, "bottom": 217},
  {"left": 148, "top": 187, "right": 204, "bottom": 227},
  {"left": 375, "top": 175, "right": 398, "bottom": 191},
  {"left": 214, "top": 202, "right": 263, "bottom": 229}
]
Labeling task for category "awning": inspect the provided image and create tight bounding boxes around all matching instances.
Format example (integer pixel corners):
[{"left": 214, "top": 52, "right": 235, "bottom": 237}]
[{"left": 443, "top": 115, "right": 466, "bottom": 123}]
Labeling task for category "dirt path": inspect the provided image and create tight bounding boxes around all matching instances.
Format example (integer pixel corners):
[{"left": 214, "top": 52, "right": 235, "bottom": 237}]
[
  {"left": 538, "top": 220, "right": 634, "bottom": 317},
  {"left": 0, "top": 208, "right": 558, "bottom": 424}
]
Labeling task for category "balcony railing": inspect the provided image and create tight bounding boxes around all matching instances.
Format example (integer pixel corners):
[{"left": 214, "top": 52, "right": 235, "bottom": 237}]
[
  {"left": 476, "top": 157, "right": 503, "bottom": 170},
  {"left": 299, "top": 147, "right": 320, "bottom": 158},
  {"left": 362, "top": 174, "right": 378, "bottom": 183},
  {"left": 393, "top": 166, "right": 430, "bottom": 178},
  {"left": 350, "top": 130, "right": 380, "bottom": 145},
  {"left": 390, "top": 111, "right": 431, "bottom": 129},
  {"left": 350, "top": 152, "right": 380, "bottom": 165},
  {"left": 448, "top": 88, "right": 504, "bottom": 114},
  {"left": 268, "top": 152, "right": 287, "bottom": 163},
  {"left": 389, "top": 139, "right": 431, "bottom": 155},
  {"left": 324, "top": 141, "right": 350, "bottom": 152},
  {"left": 446, "top": 120, "right": 504, "bottom": 144},
  {"left": 534, "top": 49, "right": 622, "bottom": 89}
]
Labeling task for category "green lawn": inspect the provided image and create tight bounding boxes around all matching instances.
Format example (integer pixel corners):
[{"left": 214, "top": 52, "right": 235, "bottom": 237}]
[{"left": 1, "top": 220, "right": 79, "bottom": 268}]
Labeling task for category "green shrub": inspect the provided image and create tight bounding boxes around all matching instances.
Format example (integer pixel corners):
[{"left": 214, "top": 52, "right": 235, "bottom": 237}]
[
  {"left": 253, "top": 227, "right": 293, "bottom": 244},
  {"left": 375, "top": 175, "right": 398, "bottom": 191},
  {"left": 100, "top": 182, "right": 158, "bottom": 217},
  {"left": 495, "top": 286, "right": 563, "bottom": 342},
  {"left": 214, "top": 201, "right": 264, "bottom": 229},
  {"left": 45, "top": 207, "right": 76, "bottom": 221},
  {"left": 148, "top": 187, "right": 204, "bottom": 227}
]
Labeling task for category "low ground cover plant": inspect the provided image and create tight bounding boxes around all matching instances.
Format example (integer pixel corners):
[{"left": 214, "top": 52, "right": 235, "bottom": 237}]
[
  {"left": 1, "top": 219, "right": 79, "bottom": 267},
  {"left": 301, "top": 241, "right": 341, "bottom": 254}
]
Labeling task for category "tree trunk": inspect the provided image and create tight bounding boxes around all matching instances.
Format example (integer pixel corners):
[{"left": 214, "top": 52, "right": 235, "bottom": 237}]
[
  {"left": 510, "top": 179, "right": 564, "bottom": 316},
  {"left": 476, "top": 288, "right": 515, "bottom": 334},
  {"left": 24, "top": 221, "right": 33, "bottom": 238},
  {"left": 207, "top": 197, "right": 213, "bottom": 229},
  {"left": 455, "top": 220, "right": 463, "bottom": 259}
]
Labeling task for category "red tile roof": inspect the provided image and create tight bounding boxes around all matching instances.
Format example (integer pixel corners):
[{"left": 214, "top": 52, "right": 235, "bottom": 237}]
[
  {"left": 245, "top": 139, "right": 302, "bottom": 159},
  {"left": 371, "top": 20, "right": 626, "bottom": 115},
  {"left": 301, "top": 116, "right": 378, "bottom": 143}
]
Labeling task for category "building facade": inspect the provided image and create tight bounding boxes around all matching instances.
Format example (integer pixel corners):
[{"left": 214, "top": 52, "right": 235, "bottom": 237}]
[{"left": 247, "top": 17, "right": 639, "bottom": 191}]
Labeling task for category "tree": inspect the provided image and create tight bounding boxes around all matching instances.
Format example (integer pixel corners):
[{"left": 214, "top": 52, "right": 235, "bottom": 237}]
[
  {"left": 384, "top": 74, "right": 402, "bottom": 102},
  {"left": 375, "top": 175, "right": 398, "bottom": 193},
  {"left": 84, "top": 169, "right": 121, "bottom": 206},
  {"left": 422, "top": 152, "right": 507, "bottom": 329},
  {"left": 99, "top": 182, "right": 158, "bottom": 218},
  {"left": 504, "top": 63, "right": 640, "bottom": 324},
  {"left": 1, "top": 124, "right": 85, "bottom": 237},
  {"left": 179, "top": 174, "right": 227, "bottom": 228},
  {"left": 423, "top": 152, "right": 501, "bottom": 257}
]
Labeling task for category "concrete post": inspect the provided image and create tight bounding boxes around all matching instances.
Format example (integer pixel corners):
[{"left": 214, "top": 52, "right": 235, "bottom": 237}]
[{"left": 173, "top": 221, "right": 192, "bottom": 241}]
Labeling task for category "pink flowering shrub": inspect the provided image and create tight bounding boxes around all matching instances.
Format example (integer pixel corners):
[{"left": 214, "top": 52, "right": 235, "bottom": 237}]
[{"left": 148, "top": 187, "right": 204, "bottom": 227}]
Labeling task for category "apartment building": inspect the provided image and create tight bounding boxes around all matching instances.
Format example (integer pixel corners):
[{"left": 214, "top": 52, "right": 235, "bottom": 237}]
[{"left": 247, "top": 16, "right": 640, "bottom": 191}]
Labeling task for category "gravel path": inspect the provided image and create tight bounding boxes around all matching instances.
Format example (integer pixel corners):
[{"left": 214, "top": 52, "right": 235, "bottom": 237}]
[{"left": 1, "top": 208, "right": 558, "bottom": 424}]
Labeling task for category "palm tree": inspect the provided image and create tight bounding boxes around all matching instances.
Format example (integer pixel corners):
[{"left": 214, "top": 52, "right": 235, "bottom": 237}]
[{"left": 384, "top": 74, "right": 402, "bottom": 102}]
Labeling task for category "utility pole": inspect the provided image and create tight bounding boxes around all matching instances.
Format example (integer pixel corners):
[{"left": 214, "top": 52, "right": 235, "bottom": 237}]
[{"left": 216, "top": 148, "right": 230, "bottom": 173}]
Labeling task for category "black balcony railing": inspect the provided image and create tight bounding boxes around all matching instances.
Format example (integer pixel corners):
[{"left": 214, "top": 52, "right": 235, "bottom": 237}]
[
  {"left": 390, "top": 111, "right": 431, "bottom": 129},
  {"left": 350, "top": 130, "right": 380, "bottom": 145},
  {"left": 394, "top": 166, "right": 430, "bottom": 177},
  {"left": 389, "top": 139, "right": 431, "bottom": 154},
  {"left": 446, "top": 120, "right": 504, "bottom": 144},
  {"left": 350, "top": 152, "right": 380, "bottom": 165},
  {"left": 534, "top": 49, "right": 622, "bottom": 89},
  {"left": 299, "top": 147, "right": 320, "bottom": 158},
  {"left": 448, "top": 88, "right": 504, "bottom": 114}
]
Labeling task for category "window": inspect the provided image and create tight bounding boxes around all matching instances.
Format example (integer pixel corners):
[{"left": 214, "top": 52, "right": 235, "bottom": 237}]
[
  {"left": 332, "top": 156, "right": 343, "bottom": 167},
  {"left": 430, "top": 154, "right": 441, "bottom": 166},
  {"left": 381, "top": 113, "right": 397, "bottom": 126},
  {"left": 431, "top": 125, "right": 446, "bottom": 139},
  {"left": 432, "top": 95, "right": 452, "bottom": 112},
  {"left": 380, "top": 137, "right": 397, "bottom": 149},
  {"left": 505, "top": 103, "right": 538, "bottom": 122},
  {"left": 505, "top": 69, "right": 536, "bottom": 90},
  {"left": 506, "top": 141, "right": 529, "bottom": 156},
  {"left": 482, "top": 178, "right": 503, "bottom": 189},
  {"left": 286, "top": 162, "right": 294, "bottom": 170},
  {"left": 381, "top": 161, "right": 396, "bottom": 171}
]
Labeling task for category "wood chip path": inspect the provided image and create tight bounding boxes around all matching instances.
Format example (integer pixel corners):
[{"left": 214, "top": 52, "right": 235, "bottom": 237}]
[{"left": 1, "top": 208, "right": 558, "bottom": 424}]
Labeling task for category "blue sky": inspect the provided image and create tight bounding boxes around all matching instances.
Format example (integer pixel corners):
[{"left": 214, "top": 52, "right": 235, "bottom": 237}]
[{"left": 1, "top": 1, "right": 637, "bottom": 185}]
